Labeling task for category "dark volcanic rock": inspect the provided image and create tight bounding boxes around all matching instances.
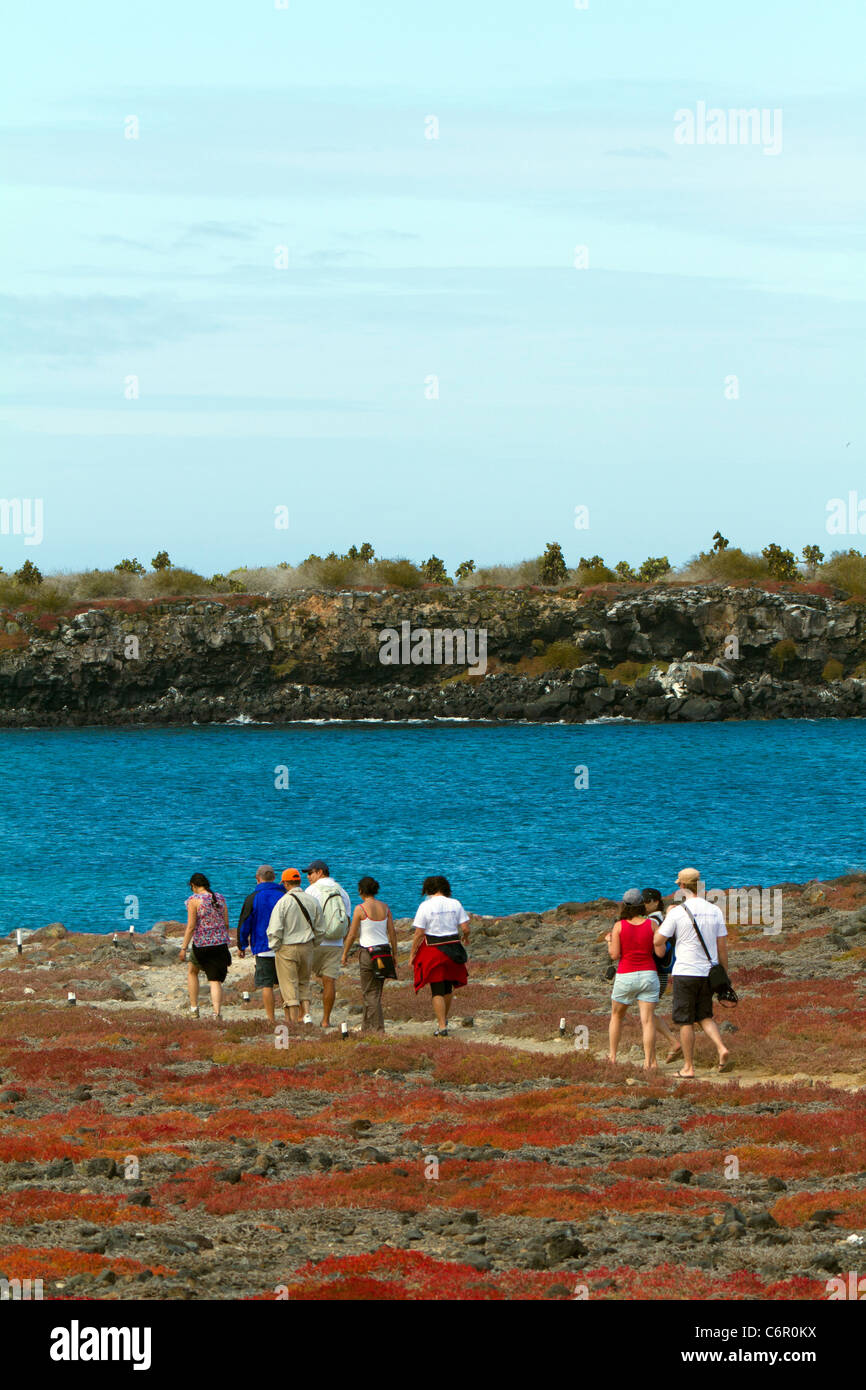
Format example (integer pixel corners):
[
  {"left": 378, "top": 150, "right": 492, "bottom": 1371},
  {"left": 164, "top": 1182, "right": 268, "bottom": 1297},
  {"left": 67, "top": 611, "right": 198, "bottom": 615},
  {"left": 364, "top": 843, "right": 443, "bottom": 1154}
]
[{"left": 4, "top": 584, "right": 866, "bottom": 726}]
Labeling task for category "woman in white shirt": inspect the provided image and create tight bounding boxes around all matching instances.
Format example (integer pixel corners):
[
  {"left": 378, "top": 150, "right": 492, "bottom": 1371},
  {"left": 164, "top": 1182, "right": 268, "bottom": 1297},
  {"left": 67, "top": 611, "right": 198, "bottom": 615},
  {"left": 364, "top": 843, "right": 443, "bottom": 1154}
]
[
  {"left": 341, "top": 877, "right": 398, "bottom": 1032},
  {"left": 409, "top": 875, "right": 470, "bottom": 1037}
]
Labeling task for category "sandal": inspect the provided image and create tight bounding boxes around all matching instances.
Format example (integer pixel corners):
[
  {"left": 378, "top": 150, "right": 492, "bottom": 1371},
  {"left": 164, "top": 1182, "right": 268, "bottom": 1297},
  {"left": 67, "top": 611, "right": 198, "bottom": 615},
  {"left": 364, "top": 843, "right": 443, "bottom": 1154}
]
[
  {"left": 675, "top": 1069, "right": 696, "bottom": 1079},
  {"left": 665, "top": 1045, "right": 683, "bottom": 1063}
]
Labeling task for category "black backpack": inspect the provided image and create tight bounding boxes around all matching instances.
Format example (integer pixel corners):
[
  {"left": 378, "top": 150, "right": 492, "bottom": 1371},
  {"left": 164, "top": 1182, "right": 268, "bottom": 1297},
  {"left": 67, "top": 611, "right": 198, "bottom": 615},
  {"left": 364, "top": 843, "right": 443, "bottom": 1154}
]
[{"left": 649, "top": 910, "right": 674, "bottom": 977}]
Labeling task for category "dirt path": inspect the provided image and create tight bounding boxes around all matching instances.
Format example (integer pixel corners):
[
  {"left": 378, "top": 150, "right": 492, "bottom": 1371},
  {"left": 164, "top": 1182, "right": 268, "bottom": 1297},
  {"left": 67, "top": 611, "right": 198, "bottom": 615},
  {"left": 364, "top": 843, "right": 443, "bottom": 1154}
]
[{"left": 91, "top": 973, "right": 865, "bottom": 1092}]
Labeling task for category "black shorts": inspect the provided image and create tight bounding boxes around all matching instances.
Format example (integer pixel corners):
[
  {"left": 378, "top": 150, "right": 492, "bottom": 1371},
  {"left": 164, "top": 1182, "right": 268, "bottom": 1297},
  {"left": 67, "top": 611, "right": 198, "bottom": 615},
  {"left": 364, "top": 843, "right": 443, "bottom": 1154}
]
[
  {"left": 671, "top": 975, "right": 714, "bottom": 1025},
  {"left": 430, "top": 981, "right": 453, "bottom": 997},
  {"left": 254, "top": 955, "right": 278, "bottom": 989},
  {"left": 190, "top": 944, "right": 231, "bottom": 983}
]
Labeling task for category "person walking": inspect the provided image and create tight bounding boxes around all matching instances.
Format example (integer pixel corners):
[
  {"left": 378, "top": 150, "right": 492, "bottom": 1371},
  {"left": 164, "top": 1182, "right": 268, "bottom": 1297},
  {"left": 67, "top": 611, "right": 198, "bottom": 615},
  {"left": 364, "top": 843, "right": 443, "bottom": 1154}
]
[
  {"left": 237, "top": 865, "right": 285, "bottom": 1026},
  {"left": 642, "top": 885, "right": 682, "bottom": 1064},
  {"left": 409, "top": 875, "right": 470, "bottom": 1038},
  {"left": 267, "top": 868, "right": 322, "bottom": 1025},
  {"left": 302, "top": 860, "right": 351, "bottom": 1029},
  {"left": 653, "top": 867, "right": 733, "bottom": 1078},
  {"left": 341, "top": 876, "right": 398, "bottom": 1032},
  {"left": 179, "top": 872, "right": 231, "bottom": 1021},
  {"left": 606, "top": 889, "right": 666, "bottom": 1069}
]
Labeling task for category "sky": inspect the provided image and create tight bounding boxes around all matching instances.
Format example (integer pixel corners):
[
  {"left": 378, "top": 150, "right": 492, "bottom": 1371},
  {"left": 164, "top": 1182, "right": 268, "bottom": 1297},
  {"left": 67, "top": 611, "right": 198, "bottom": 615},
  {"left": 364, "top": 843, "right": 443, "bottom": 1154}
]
[{"left": 1, "top": 0, "right": 864, "bottom": 576}]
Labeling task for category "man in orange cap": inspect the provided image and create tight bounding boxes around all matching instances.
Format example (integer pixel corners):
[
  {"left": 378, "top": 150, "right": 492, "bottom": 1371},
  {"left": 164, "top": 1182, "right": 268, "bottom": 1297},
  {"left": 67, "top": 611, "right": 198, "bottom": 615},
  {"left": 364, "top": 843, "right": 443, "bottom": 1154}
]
[{"left": 267, "top": 869, "right": 323, "bottom": 1025}]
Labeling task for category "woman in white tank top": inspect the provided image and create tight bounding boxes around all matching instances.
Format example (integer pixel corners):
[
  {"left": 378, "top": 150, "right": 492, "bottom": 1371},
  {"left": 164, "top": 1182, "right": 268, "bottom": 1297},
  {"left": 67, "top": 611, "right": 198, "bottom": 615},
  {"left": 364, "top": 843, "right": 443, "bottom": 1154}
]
[{"left": 341, "top": 876, "right": 398, "bottom": 1032}]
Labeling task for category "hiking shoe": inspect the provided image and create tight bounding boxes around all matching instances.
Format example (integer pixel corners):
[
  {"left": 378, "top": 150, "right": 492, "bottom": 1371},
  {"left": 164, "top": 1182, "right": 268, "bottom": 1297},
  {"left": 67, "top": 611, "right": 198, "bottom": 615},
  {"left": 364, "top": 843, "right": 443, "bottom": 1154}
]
[
  {"left": 434, "top": 1027, "right": 449, "bottom": 1038},
  {"left": 302, "top": 1013, "right": 313, "bottom": 1025},
  {"left": 189, "top": 1006, "right": 199, "bottom": 1019}
]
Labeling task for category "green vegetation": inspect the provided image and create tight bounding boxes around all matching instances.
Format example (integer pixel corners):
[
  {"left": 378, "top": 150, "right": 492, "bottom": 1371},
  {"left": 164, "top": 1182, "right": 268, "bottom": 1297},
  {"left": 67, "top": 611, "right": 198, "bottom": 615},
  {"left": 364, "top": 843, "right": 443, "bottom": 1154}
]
[
  {"left": 149, "top": 567, "right": 212, "bottom": 595},
  {"left": 538, "top": 641, "right": 589, "bottom": 671},
  {"left": 13, "top": 560, "right": 42, "bottom": 587},
  {"left": 539, "top": 542, "right": 568, "bottom": 586},
  {"left": 600, "top": 660, "right": 657, "bottom": 685},
  {"left": 575, "top": 555, "right": 616, "bottom": 584},
  {"left": 10, "top": 533, "right": 866, "bottom": 600},
  {"left": 762, "top": 544, "right": 799, "bottom": 582},
  {"left": 770, "top": 639, "right": 798, "bottom": 673},
  {"left": 802, "top": 545, "right": 825, "bottom": 575},
  {"left": 638, "top": 556, "right": 671, "bottom": 582},
  {"left": 679, "top": 546, "right": 771, "bottom": 584},
  {"left": 375, "top": 558, "right": 424, "bottom": 589},
  {"left": 820, "top": 550, "right": 866, "bottom": 597},
  {"left": 421, "top": 555, "right": 452, "bottom": 585},
  {"left": 822, "top": 658, "right": 844, "bottom": 682}
]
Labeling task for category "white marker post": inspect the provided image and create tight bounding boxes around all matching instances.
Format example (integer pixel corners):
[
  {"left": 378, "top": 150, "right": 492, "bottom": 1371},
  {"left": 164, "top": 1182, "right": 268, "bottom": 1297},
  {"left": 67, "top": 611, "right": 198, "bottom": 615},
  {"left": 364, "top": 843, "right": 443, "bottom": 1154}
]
[
  {"left": 242, "top": 991, "right": 250, "bottom": 1002},
  {"left": 112, "top": 933, "right": 118, "bottom": 947},
  {"left": 67, "top": 991, "right": 76, "bottom": 1006},
  {"left": 128, "top": 924, "right": 135, "bottom": 936},
  {"left": 16, "top": 930, "right": 23, "bottom": 956},
  {"left": 340, "top": 1022, "right": 348, "bottom": 1040},
  {"left": 559, "top": 1017, "right": 566, "bottom": 1037}
]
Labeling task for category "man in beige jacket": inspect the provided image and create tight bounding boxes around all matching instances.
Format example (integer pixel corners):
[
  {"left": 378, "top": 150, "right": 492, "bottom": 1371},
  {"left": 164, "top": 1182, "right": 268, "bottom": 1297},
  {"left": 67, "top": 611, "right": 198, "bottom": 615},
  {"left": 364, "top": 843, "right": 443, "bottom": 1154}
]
[{"left": 267, "top": 868, "right": 324, "bottom": 1025}]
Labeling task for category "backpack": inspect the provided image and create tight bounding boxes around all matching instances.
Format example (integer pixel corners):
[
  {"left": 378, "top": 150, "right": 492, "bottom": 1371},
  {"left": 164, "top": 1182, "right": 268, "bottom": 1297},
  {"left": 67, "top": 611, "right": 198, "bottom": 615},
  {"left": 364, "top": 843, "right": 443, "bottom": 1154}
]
[
  {"left": 650, "top": 911, "right": 675, "bottom": 977},
  {"left": 319, "top": 887, "right": 349, "bottom": 942}
]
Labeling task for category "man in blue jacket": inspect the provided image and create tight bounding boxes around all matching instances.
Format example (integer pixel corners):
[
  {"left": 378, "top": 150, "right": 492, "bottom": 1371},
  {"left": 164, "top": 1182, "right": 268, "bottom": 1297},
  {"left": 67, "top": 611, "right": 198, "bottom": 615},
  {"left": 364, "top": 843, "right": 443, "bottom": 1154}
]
[{"left": 238, "top": 865, "right": 285, "bottom": 1025}]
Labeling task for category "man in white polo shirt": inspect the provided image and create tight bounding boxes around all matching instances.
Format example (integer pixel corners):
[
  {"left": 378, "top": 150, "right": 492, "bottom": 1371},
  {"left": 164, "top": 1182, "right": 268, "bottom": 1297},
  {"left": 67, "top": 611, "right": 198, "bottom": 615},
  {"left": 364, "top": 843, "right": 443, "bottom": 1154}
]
[
  {"left": 654, "top": 866, "right": 733, "bottom": 1078},
  {"left": 303, "top": 859, "right": 351, "bottom": 1030}
]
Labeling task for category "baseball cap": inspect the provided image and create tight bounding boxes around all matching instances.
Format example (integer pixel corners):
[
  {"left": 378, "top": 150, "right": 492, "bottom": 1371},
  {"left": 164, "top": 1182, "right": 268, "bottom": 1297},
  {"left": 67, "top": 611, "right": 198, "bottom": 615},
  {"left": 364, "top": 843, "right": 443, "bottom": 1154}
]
[
  {"left": 621, "top": 888, "right": 644, "bottom": 905},
  {"left": 281, "top": 868, "right": 301, "bottom": 885},
  {"left": 303, "top": 859, "right": 329, "bottom": 875}
]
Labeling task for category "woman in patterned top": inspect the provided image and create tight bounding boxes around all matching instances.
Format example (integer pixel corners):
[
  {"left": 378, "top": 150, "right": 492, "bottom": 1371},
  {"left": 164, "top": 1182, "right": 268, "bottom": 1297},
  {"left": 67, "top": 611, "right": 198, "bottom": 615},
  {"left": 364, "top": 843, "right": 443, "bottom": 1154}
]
[{"left": 179, "top": 872, "right": 231, "bottom": 1020}]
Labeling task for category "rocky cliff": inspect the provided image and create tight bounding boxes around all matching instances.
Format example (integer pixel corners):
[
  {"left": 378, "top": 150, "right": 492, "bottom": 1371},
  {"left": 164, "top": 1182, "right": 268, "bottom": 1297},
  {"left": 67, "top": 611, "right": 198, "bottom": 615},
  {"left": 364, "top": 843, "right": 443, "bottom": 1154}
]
[{"left": 2, "top": 583, "right": 866, "bottom": 726}]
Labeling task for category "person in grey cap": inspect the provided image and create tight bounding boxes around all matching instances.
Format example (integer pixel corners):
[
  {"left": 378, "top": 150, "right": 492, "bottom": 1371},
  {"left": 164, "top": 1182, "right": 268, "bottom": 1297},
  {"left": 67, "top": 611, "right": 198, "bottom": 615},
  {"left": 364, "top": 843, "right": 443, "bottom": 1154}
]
[
  {"left": 605, "top": 888, "right": 667, "bottom": 1069},
  {"left": 303, "top": 860, "right": 351, "bottom": 1029}
]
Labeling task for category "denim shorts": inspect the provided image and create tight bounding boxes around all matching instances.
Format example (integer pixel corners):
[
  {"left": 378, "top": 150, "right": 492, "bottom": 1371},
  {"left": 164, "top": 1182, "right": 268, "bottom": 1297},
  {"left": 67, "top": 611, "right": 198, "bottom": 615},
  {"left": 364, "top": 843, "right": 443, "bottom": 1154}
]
[{"left": 612, "top": 969, "right": 660, "bottom": 1004}]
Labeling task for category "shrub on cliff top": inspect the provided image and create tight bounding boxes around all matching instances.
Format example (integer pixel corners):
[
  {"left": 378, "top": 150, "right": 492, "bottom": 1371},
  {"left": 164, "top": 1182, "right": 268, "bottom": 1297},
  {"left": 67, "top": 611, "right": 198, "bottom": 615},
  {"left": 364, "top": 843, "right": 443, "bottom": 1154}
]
[
  {"left": 14, "top": 560, "right": 43, "bottom": 586},
  {"left": 819, "top": 549, "right": 866, "bottom": 597},
  {"left": 539, "top": 542, "right": 568, "bottom": 586},
  {"left": 576, "top": 556, "right": 616, "bottom": 585},
  {"left": 144, "top": 567, "right": 211, "bottom": 596},
  {"left": 374, "top": 558, "right": 424, "bottom": 589},
  {"left": 73, "top": 569, "right": 139, "bottom": 599},
  {"left": 678, "top": 547, "right": 770, "bottom": 584}
]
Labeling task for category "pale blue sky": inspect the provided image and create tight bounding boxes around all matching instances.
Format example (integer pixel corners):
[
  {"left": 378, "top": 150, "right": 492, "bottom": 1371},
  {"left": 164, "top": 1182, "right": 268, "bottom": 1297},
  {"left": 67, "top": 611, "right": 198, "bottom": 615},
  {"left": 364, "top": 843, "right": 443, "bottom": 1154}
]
[{"left": 1, "top": 1, "right": 864, "bottom": 574}]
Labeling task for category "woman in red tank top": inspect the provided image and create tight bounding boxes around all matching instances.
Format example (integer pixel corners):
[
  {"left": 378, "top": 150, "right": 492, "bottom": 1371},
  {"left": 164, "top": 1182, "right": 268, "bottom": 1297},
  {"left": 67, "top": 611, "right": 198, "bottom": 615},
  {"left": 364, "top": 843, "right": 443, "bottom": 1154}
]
[{"left": 605, "top": 888, "right": 665, "bottom": 1069}]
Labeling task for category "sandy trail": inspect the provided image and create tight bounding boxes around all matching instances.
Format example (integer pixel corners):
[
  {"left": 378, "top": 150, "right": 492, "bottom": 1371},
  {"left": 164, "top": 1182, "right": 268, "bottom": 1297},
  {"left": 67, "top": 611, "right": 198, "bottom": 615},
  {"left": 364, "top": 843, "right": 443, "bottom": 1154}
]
[{"left": 86, "top": 959, "right": 864, "bottom": 1093}]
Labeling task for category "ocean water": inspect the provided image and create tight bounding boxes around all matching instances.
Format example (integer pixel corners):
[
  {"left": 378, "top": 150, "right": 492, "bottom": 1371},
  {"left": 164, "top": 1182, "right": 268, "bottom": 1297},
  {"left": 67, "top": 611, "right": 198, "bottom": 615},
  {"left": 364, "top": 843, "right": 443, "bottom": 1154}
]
[{"left": 0, "top": 719, "right": 863, "bottom": 936}]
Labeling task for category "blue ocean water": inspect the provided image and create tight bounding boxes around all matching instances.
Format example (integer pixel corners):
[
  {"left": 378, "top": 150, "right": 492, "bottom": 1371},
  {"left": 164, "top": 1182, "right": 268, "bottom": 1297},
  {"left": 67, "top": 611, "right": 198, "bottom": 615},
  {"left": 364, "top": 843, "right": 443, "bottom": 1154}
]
[{"left": 0, "top": 719, "right": 863, "bottom": 936}]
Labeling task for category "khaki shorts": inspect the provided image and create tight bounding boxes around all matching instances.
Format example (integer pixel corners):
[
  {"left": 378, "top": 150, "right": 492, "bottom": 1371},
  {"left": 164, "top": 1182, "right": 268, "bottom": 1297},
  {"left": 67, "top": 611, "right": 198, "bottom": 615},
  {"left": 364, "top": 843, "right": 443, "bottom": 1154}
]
[
  {"left": 274, "top": 942, "right": 314, "bottom": 1007},
  {"left": 312, "top": 943, "right": 342, "bottom": 980}
]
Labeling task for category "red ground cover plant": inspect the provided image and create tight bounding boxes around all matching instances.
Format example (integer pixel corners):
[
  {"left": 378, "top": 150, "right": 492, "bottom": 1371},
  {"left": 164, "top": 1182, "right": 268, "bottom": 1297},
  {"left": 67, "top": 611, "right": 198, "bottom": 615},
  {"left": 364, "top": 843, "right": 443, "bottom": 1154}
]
[
  {"left": 770, "top": 1189, "right": 866, "bottom": 1229},
  {"left": 261, "top": 1246, "right": 576, "bottom": 1300},
  {"left": 0, "top": 1244, "right": 174, "bottom": 1282},
  {"left": 576, "top": 1263, "right": 824, "bottom": 1301},
  {"left": 254, "top": 1247, "right": 822, "bottom": 1302},
  {"left": 0, "top": 1190, "right": 166, "bottom": 1226},
  {"left": 158, "top": 1160, "right": 728, "bottom": 1223},
  {"left": 404, "top": 1088, "right": 631, "bottom": 1149}
]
